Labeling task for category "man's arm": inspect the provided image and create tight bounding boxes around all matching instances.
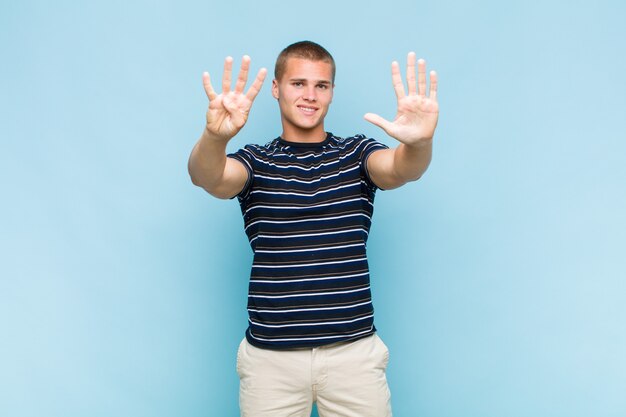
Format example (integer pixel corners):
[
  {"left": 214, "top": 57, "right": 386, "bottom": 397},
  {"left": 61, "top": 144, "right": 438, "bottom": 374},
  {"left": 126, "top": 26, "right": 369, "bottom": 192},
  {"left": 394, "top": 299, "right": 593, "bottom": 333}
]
[
  {"left": 188, "top": 55, "right": 267, "bottom": 199},
  {"left": 364, "top": 52, "right": 439, "bottom": 190}
]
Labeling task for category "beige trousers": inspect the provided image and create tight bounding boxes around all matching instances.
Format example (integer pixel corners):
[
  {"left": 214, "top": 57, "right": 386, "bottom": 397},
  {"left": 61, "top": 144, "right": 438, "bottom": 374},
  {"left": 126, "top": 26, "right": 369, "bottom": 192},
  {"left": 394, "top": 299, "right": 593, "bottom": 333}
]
[{"left": 237, "top": 333, "right": 392, "bottom": 417}]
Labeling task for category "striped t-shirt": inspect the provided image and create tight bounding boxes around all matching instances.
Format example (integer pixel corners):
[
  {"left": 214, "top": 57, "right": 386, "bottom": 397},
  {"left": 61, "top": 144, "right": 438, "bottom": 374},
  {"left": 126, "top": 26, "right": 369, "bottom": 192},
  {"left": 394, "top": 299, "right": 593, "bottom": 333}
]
[{"left": 228, "top": 132, "right": 388, "bottom": 349}]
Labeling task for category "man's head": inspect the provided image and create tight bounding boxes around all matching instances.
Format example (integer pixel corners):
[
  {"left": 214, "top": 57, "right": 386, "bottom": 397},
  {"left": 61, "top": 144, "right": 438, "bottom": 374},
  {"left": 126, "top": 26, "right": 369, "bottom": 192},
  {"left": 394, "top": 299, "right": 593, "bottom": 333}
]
[
  {"left": 274, "top": 41, "right": 336, "bottom": 83},
  {"left": 272, "top": 41, "right": 335, "bottom": 142}
]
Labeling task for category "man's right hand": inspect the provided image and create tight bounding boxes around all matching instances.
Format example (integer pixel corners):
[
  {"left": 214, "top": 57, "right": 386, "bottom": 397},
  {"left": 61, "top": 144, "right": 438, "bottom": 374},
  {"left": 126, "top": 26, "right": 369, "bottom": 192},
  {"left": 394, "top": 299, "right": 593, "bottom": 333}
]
[{"left": 203, "top": 55, "right": 267, "bottom": 141}]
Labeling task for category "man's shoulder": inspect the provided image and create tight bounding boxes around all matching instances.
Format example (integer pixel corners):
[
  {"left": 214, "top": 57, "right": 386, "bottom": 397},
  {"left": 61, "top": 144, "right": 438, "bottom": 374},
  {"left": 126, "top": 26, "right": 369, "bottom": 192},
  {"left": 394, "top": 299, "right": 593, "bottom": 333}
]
[
  {"left": 329, "top": 133, "right": 387, "bottom": 152},
  {"left": 330, "top": 133, "right": 371, "bottom": 146},
  {"left": 246, "top": 137, "right": 281, "bottom": 150},
  {"left": 234, "top": 137, "right": 282, "bottom": 156}
]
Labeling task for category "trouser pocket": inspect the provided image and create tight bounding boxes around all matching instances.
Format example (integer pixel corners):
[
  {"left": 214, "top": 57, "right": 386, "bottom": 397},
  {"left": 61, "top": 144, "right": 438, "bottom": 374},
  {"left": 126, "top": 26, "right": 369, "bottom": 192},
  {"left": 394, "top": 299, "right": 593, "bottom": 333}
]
[
  {"left": 374, "top": 334, "right": 390, "bottom": 369},
  {"left": 236, "top": 337, "right": 246, "bottom": 377}
]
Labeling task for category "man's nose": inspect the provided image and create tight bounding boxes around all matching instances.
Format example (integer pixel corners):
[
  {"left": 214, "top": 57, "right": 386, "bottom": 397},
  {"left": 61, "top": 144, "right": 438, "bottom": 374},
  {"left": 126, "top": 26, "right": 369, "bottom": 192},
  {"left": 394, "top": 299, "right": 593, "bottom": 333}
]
[{"left": 303, "top": 86, "right": 317, "bottom": 101}]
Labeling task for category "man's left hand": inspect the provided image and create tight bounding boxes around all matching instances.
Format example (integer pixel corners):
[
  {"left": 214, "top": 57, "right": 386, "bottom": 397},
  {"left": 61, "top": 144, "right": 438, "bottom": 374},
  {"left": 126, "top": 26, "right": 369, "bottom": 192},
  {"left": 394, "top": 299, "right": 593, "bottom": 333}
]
[{"left": 364, "top": 52, "right": 439, "bottom": 147}]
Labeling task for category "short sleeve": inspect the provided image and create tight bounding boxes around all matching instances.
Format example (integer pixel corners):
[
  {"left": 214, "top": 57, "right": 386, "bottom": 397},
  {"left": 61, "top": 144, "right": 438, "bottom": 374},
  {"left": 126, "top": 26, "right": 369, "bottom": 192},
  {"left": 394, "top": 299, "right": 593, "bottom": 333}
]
[
  {"left": 227, "top": 146, "right": 255, "bottom": 200},
  {"left": 356, "top": 136, "right": 389, "bottom": 191}
]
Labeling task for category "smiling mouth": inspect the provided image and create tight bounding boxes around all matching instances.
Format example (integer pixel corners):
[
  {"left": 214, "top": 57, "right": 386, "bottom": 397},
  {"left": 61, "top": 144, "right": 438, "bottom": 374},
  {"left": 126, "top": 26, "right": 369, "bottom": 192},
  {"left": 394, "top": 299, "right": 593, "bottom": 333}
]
[{"left": 298, "top": 105, "right": 318, "bottom": 114}]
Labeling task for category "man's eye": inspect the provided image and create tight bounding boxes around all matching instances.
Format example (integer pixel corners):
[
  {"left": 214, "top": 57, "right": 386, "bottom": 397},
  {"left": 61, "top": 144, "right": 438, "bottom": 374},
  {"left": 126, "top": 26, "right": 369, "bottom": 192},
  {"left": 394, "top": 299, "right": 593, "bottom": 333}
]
[
  {"left": 317, "top": 84, "right": 327, "bottom": 89},
  {"left": 293, "top": 82, "right": 303, "bottom": 87}
]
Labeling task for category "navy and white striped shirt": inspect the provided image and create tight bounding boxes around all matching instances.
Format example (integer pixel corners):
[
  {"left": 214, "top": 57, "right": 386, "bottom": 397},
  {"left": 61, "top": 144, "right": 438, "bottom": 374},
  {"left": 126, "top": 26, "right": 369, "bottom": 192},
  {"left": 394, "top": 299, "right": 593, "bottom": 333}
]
[{"left": 229, "top": 132, "right": 388, "bottom": 349}]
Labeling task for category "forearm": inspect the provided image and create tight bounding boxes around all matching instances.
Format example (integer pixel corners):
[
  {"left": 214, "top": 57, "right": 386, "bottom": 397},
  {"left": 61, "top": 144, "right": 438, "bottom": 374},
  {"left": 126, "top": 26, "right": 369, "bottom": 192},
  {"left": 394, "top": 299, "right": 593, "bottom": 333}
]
[
  {"left": 368, "top": 139, "right": 432, "bottom": 190},
  {"left": 188, "top": 128, "right": 242, "bottom": 198},
  {"left": 392, "top": 139, "right": 432, "bottom": 183}
]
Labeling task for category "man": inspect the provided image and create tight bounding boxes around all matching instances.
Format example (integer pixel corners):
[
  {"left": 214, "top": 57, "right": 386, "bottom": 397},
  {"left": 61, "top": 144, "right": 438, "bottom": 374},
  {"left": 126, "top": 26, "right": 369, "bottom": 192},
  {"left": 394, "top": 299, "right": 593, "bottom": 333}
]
[{"left": 188, "top": 41, "right": 438, "bottom": 417}]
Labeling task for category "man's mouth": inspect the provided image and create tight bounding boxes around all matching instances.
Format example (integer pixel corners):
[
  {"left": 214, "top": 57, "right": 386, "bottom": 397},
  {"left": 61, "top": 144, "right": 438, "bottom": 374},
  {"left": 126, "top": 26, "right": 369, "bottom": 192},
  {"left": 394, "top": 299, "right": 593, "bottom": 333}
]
[{"left": 298, "top": 105, "right": 318, "bottom": 115}]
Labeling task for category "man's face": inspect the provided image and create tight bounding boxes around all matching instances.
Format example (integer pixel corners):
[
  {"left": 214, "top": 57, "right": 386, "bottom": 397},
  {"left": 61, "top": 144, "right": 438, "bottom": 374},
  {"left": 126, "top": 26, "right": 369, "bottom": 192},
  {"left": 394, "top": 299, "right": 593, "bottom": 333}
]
[{"left": 272, "top": 58, "right": 334, "bottom": 139}]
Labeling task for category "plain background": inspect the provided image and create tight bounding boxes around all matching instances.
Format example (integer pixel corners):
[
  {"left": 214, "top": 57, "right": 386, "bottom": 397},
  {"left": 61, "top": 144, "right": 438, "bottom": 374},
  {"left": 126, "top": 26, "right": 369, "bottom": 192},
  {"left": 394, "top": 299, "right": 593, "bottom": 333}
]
[{"left": 1, "top": 0, "right": 625, "bottom": 416}]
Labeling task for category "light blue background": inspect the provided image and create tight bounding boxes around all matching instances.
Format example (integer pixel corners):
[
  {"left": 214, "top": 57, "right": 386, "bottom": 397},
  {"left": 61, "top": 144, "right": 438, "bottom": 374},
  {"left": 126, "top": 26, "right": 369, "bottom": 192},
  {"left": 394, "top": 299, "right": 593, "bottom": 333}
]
[{"left": 1, "top": 0, "right": 625, "bottom": 416}]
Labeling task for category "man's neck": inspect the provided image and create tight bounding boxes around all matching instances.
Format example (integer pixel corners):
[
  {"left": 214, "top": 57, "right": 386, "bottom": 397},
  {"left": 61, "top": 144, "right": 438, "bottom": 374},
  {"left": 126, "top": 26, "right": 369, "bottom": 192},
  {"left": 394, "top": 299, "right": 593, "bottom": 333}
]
[{"left": 280, "top": 125, "right": 327, "bottom": 143}]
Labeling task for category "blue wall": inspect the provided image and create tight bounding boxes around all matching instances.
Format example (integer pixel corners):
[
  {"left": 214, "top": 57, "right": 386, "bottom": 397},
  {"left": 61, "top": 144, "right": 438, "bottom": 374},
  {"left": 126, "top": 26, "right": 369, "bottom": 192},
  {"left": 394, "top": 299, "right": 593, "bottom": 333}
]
[{"left": 1, "top": 1, "right": 625, "bottom": 416}]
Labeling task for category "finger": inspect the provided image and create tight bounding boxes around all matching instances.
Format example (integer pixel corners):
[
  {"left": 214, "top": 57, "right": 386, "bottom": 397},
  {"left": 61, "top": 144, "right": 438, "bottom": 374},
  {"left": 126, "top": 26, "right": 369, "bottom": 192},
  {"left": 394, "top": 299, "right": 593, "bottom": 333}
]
[
  {"left": 417, "top": 58, "right": 427, "bottom": 97},
  {"left": 391, "top": 61, "right": 405, "bottom": 99},
  {"left": 234, "top": 55, "right": 251, "bottom": 94},
  {"left": 407, "top": 52, "right": 417, "bottom": 95},
  {"left": 202, "top": 71, "right": 217, "bottom": 100},
  {"left": 429, "top": 70, "right": 438, "bottom": 101},
  {"left": 245, "top": 67, "right": 268, "bottom": 101},
  {"left": 222, "top": 56, "right": 233, "bottom": 93},
  {"left": 364, "top": 112, "right": 394, "bottom": 135}
]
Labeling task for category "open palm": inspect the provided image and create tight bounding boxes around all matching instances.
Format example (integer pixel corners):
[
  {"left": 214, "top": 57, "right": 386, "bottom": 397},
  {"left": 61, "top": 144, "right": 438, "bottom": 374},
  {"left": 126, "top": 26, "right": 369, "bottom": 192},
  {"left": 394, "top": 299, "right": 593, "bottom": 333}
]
[
  {"left": 365, "top": 52, "right": 438, "bottom": 146},
  {"left": 203, "top": 56, "right": 266, "bottom": 141}
]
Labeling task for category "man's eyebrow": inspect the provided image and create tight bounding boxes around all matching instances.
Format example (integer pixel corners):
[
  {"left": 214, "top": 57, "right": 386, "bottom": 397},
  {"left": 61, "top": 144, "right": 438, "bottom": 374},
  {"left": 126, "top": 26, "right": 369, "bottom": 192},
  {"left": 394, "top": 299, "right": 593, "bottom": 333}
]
[{"left": 289, "top": 78, "right": 332, "bottom": 84}]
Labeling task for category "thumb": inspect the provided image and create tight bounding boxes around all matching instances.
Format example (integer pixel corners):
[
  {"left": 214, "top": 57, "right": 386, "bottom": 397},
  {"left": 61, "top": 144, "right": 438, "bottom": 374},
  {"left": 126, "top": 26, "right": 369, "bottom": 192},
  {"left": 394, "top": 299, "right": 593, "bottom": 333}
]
[{"left": 364, "top": 113, "right": 393, "bottom": 135}]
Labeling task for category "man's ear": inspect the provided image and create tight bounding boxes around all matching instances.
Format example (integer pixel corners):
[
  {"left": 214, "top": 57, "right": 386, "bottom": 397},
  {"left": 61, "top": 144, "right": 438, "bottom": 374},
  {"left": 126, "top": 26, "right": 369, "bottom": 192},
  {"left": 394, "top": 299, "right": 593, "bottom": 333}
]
[{"left": 272, "top": 79, "right": 279, "bottom": 100}]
